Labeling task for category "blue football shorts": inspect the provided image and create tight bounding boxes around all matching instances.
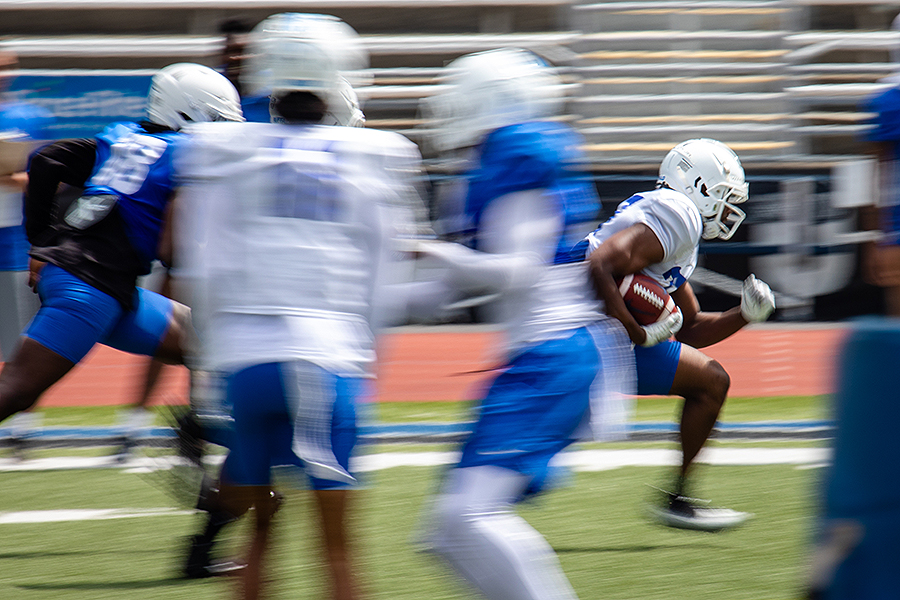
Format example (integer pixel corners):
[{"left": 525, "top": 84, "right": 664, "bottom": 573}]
[
  {"left": 633, "top": 339, "right": 682, "bottom": 396},
  {"left": 25, "top": 264, "right": 173, "bottom": 364},
  {"left": 222, "top": 361, "right": 360, "bottom": 491},
  {"left": 457, "top": 326, "right": 600, "bottom": 493}
]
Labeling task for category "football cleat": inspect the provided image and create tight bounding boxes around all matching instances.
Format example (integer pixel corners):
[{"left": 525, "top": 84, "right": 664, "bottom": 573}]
[
  {"left": 183, "top": 534, "right": 247, "bottom": 579},
  {"left": 647, "top": 492, "right": 752, "bottom": 533}
]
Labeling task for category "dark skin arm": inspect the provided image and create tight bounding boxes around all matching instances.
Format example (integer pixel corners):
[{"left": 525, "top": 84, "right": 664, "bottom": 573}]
[
  {"left": 670, "top": 282, "right": 749, "bottom": 349},
  {"left": 589, "top": 222, "right": 751, "bottom": 348},
  {"left": 157, "top": 191, "right": 176, "bottom": 267},
  {"left": 24, "top": 138, "right": 96, "bottom": 246},
  {"left": 588, "top": 223, "right": 666, "bottom": 346}
]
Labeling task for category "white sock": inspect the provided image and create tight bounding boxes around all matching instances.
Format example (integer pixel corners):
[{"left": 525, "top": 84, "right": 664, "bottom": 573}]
[
  {"left": 118, "top": 407, "right": 155, "bottom": 435},
  {"left": 8, "top": 411, "right": 42, "bottom": 435}
]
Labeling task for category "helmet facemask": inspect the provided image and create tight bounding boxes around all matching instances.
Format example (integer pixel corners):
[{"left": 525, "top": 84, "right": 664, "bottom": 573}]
[{"left": 698, "top": 178, "right": 748, "bottom": 240}]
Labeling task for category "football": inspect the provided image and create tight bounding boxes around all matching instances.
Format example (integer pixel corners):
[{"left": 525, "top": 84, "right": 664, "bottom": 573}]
[{"left": 616, "top": 273, "right": 676, "bottom": 326}]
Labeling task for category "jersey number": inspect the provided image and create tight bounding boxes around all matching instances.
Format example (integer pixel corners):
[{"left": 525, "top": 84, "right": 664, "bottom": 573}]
[{"left": 92, "top": 133, "right": 168, "bottom": 195}]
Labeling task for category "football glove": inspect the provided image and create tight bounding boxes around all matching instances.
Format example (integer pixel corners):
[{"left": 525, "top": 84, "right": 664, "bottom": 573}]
[
  {"left": 740, "top": 274, "right": 776, "bottom": 323},
  {"left": 640, "top": 307, "right": 684, "bottom": 348}
]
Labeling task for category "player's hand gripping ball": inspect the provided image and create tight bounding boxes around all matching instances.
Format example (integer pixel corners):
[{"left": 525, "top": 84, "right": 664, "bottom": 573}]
[{"left": 616, "top": 273, "right": 676, "bottom": 326}]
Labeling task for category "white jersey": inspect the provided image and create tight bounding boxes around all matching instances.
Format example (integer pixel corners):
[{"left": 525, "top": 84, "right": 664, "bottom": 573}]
[
  {"left": 477, "top": 191, "right": 601, "bottom": 353},
  {"left": 175, "top": 122, "right": 422, "bottom": 375},
  {"left": 586, "top": 187, "right": 702, "bottom": 294}
]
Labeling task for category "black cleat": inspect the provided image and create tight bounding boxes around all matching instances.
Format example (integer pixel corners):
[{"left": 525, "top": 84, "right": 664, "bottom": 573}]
[{"left": 183, "top": 534, "right": 246, "bottom": 579}]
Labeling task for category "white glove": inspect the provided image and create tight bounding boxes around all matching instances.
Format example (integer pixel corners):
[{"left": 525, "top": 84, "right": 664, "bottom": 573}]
[
  {"left": 740, "top": 274, "right": 776, "bottom": 323},
  {"left": 640, "top": 307, "right": 683, "bottom": 347}
]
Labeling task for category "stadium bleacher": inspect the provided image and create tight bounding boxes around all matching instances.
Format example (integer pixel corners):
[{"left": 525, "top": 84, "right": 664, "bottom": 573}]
[
  {"left": 2, "top": 0, "right": 899, "bottom": 317},
  {"left": 3, "top": 0, "right": 898, "bottom": 163}
]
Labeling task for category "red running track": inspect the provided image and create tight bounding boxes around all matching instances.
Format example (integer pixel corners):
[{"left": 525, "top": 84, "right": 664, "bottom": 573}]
[{"left": 27, "top": 324, "right": 847, "bottom": 408}]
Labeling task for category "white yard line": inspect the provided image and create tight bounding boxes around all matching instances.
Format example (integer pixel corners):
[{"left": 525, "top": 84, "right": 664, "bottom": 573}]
[
  {"left": 0, "top": 508, "right": 194, "bottom": 524},
  {"left": 0, "top": 447, "right": 830, "bottom": 525},
  {"left": 0, "top": 446, "right": 830, "bottom": 473}
]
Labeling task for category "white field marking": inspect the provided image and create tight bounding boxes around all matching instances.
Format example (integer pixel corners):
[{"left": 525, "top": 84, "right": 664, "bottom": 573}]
[
  {"left": 0, "top": 447, "right": 831, "bottom": 475},
  {"left": 357, "top": 447, "right": 831, "bottom": 472},
  {"left": 0, "top": 454, "right": 225, "bottom": 473},
  {"left": 0, "top": 508, "right": 195, "bottom": 525}
]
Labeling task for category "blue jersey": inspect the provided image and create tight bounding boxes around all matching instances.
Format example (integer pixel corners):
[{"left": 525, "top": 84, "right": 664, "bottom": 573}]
[
  {"left": 241, "top": 95, "right": 271, "bottom": 124},
  {"left": 82, "top": 122, "right": 181, "bottom": 273},
  {"left": 0, "top": 101, "right": 54, "bottom": 270},
  {"left": 863, "top": 87, "right": 900, "bottom": 241},
  {"left": 27, "top": 122, "right": 180, "bottom": 307},
  {"left": 463, "top": 121, "right": 600, "bottom": 264}
]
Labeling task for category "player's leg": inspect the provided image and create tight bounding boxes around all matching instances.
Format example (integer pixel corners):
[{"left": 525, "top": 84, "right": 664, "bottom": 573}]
[
  {"left": 303, "top": 370, "right": 362, "bottom": 600},
  {"left": 122, "top": 268, "right": 175, "bottom": 429},
  {"left": 183, "top": 450, "right": 251, "bottom": 579},
  {"left": 216, "top": 481, "right": 274, "bottom": 600},
  {"left": 178, "top": 370, "right": 251, "bottom": 579},
  {"left": 0, "top": 269, "right": 48, "bottom": 455},
  {"left": 314, "top": 489, "right": 358, "bottom": 600},
  {"left": 633, "top": 340, "right": 727, "bottom": 484},
  {"left": 103, "top": 287, "right": 189, "bottom": 365},
  {"left": 424, "top": 329, "right": 597, "bottom": 600},
  {"left": 635, "top": 340, "right": 748, "bottom": 531},
  {"left": 426, "top": 466, "right": 578, "bottom": 600},
  {"left": 0, "top": 338, "right": 74, "bottom": 422},
  {"left": 0, "top": 264, "right": 124, "bottom": 423},
  {"left": 217, "top": 362, "right": 295, "bottom": 599},
  {"left": 668, "top": 344, "right": 730, "bottom": 484}
]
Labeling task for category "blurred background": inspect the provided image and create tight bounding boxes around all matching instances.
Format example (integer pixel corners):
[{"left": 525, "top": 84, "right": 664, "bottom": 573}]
[{"left": 2, "top": 0, "right": 898, "bottom": 323}]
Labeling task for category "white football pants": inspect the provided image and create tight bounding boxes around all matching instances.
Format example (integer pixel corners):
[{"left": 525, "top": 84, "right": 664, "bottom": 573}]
[{"left": 423, "top": 465, "right": 578, "bottom": 600}]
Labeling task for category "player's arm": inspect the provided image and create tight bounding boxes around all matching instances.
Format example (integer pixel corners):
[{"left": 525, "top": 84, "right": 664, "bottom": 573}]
[
  {"left": 672, "top": 274, "right": 775, "bottom": 348},
  {"left": 671, "top": 282, "right": 746, "bottom": 348},
  {"left": 157, "top": 191, "right": 177, "bottom": 267},
  {"left": 588, "top": 223, "right": 667, "bottom": 346},
  {"left": 0, "top": 171, "right": 28, "bottom": 191},
  {"left": 418, "top": 189, "right": 554, "bottom": 294},
  {"left": 24, "top": 138, "right": 97, "bottom": 246}
]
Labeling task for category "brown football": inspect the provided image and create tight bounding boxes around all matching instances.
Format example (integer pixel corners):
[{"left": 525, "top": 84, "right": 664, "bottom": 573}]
[{"left": 615, "top": 273, "right": 676, "bottom": 326}]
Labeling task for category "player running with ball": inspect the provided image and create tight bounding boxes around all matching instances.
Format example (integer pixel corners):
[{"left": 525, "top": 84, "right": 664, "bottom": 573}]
[{"left": 582, "top": 138, "right": 776, "bottom": 532}]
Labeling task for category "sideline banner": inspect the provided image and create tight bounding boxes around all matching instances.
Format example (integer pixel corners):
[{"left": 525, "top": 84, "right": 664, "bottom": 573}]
[{"left": 7, "top": 70, "right": 154, "bottom": 139}]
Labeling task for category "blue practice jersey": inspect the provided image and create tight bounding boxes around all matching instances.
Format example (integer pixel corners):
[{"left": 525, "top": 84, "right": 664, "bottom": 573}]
[
  {"left": 241, "top": 95, "right": 271, "bottom": 124},
  {"left": 863, "top": 87, "right": 900, "bottom": 240},
  {"left": 0, "top": 101, "right": 54, "bottom": 270},
  {"left": 463, "top": 121, "right": 600, "bottom": 263},
  {"left": 82, "top": 121, "right": 181, "bottom": 273}
]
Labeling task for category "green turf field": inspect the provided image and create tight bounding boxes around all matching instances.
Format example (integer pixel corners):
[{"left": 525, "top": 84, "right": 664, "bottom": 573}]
[
  {"left": 28, "top": 394, "right": 832, "bottom": 427},
  {"left": 0, "top": 398, "right": 828, "bottom": 600}
]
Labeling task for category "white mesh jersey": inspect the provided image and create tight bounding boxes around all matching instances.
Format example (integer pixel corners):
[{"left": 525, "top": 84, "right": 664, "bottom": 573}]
[
  {"left": 477, "top": 192, "right": 603, "bottom": 354},
  {"left": 421, "top": 187, "right": 604, "bottom": 356},
  {"left": 585, "top": 187, "right": 702, "bottom": 293},
  {"left": 174, "top": 122, "right": 423, "bottom": 375}
]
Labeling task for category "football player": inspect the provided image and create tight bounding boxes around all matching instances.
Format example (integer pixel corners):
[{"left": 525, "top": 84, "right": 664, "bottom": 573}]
[
  {"left": 583, "top": 138, "right": 776, "bottom": 531},
  {"left": 411, "top": 48, "right": 632, "bottom": 600},
  {"left": 0, "top": 50, "right": 54, "bottom": 454},
  {"left": 168, "top": 13, "right": 420, "bottom": 600},
  {"left": 0, "top": 64, "right": 242, "bottom": 430},
  {"left": 175, "top": 15, "right": 370, "bottom": 580}
]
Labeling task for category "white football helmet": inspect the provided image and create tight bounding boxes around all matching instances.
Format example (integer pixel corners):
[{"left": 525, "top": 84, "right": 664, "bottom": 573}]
[
  {"left": 419, "top": 48, "right": 566, "bottom": 152},
  {"left": 241, "top": 12, "right": 368, "bottom": 123},
  {"left": 657, "top": 138, "right": 749, "bottom": 240},
  {"left": 146, "top": 63, "right": 244, "bottom": 131}
]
